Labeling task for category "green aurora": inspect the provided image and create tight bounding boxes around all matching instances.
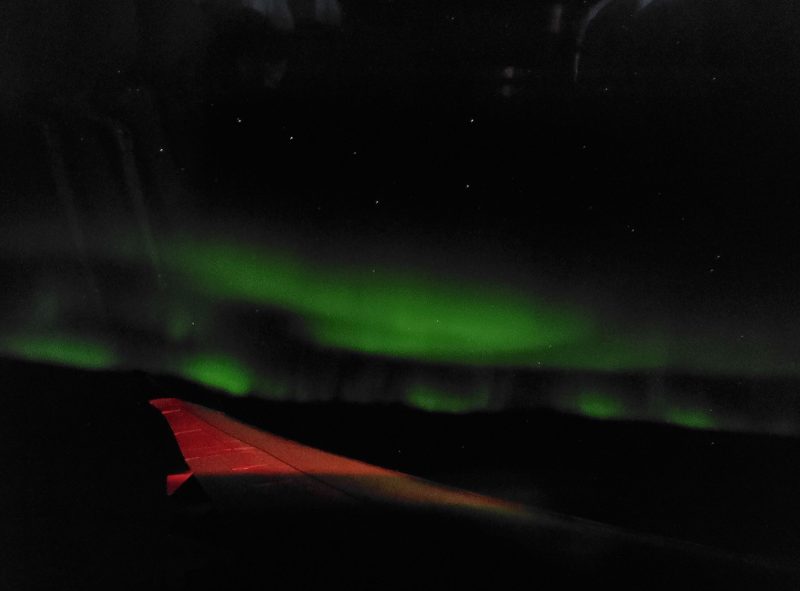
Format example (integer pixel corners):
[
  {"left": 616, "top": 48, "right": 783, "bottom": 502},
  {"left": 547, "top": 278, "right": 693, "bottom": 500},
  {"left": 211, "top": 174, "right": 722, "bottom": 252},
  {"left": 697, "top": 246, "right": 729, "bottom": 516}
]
[
  {"left": 165, "top": 237, "right": 594, "bottom": 365},
  {"left": 664, "top": 408, "right": 717, "bottom": 430},
  {"left": 406, "top": 383, "right": 491, "bottom": 413},
  {"left": 0, "top": 333, "right": 117, "bottom": 370},
  {"left": 575, "top": 390, "right": 629, "bottom": 420},
  {"left": 179, "top": 354, "right": 254, "bottom": 396},
  {"left": 0, "top": 222, "right": 796, "bottom": 431}
]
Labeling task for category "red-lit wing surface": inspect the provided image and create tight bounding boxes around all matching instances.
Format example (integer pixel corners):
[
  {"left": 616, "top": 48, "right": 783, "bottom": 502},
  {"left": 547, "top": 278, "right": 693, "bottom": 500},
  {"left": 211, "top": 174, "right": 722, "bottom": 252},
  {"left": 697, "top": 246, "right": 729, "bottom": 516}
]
[
  {"left": 150, "top": 397, "right": 524, "bottom": 517},
  {"left": 148, "top": 397, "right": 800, "bottom": 589}
]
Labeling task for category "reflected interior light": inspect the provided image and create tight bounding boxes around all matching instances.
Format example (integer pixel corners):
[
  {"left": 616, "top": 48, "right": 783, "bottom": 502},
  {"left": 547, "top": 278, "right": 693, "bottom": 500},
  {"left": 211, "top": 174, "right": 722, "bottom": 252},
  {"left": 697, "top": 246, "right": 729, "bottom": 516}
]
[{"left": 549, "top": 4, "right": 564, "bottom": 34}]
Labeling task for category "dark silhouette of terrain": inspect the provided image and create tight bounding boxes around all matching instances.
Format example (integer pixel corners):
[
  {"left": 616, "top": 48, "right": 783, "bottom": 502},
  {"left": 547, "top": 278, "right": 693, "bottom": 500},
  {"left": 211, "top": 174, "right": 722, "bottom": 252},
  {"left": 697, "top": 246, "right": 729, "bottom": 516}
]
[{"left": 3, "top": 357, "right": 799, "bottom": 589}]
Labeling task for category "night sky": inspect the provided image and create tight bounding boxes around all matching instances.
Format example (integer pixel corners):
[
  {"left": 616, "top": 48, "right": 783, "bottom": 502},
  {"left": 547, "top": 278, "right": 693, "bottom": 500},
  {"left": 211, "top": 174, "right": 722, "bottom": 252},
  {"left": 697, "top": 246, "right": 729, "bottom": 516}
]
[{"left": 2, "top": 0, "right": 800, "bottom": 431}]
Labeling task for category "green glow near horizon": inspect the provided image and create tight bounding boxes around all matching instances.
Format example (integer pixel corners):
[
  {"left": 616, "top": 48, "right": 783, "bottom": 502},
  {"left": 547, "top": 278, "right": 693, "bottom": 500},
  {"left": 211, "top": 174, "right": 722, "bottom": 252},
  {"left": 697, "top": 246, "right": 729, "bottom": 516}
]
[
  {"left": 575, "top": 390, "right": 628, "bottom": 420},
  {"left": 665, "top": 408, "right": 717, "bottom": 430},
  {"left": 179, "top": 354, "right": 253, "bottom": 396},
  {"left": 406, "top": 383, "right": 490, "bottom": 413},
  {"left": 1, "top": 223, "right": 793, "bottom": 430},
  {"left": 5, "top": 219, "right": 800, "bottom": 377},
  {"left": 166, "top": 238, "right": 594, "bottom": 365},
  {"left": 257, "top": 372, "right": 292, "bottom": 399},
  {"left": 9, "top": 225, "right": 795, "bottom": 375},
  {"left": 0, "top": 334, "right": 117, "bottom": 370}
]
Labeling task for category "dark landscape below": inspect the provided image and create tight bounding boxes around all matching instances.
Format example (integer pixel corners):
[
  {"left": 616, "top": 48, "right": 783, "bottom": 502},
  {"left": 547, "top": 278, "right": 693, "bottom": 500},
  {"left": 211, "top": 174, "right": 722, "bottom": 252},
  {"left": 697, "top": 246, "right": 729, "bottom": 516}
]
[{"left": 3, "top": 357, "right": 799, "bottom": 590}]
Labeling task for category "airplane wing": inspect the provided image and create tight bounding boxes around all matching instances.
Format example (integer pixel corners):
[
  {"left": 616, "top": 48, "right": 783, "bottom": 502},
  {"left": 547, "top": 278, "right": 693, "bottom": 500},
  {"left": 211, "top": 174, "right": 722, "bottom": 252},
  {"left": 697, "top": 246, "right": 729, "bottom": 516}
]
[
  {"left": 150, "top": 397, "right": 799, "bottom": 590},
  {"left": 150, "top": 397, "right": 526, "bottom": 517}
]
